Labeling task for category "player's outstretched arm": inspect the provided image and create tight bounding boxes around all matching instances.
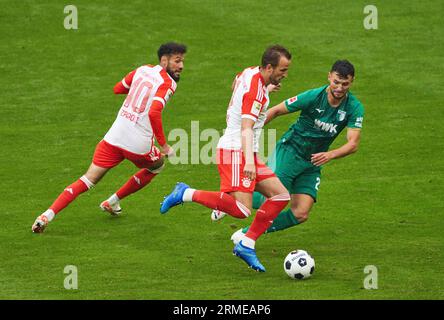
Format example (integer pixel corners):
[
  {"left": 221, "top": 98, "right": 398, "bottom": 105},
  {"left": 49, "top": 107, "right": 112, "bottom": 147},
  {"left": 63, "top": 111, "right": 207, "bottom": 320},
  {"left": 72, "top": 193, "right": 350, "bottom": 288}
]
[
  {"left": 311, "top": 128, "right": 361, "bottom": 166},
  {"left": 265, "top": 102, "right": 289, "bottom": 125}
]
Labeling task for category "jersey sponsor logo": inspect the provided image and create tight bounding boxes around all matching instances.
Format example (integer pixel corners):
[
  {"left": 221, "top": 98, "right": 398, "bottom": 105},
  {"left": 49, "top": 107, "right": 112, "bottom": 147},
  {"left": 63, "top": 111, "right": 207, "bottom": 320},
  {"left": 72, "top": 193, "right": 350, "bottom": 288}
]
[
  {"left": 355, "top": 116, "right": 363, "bottom": 128},
  {"left": 314, "top": 119, "right": 338, "bottom": 134},
  {"left": 287, "top": 96, "right": 298, "bottom": 104},
  {"left": 338, "top": 110, "right": 347, "bottom": 121},
  {"left": 251, "top": 101, "right": 262, "bottom": 117}
]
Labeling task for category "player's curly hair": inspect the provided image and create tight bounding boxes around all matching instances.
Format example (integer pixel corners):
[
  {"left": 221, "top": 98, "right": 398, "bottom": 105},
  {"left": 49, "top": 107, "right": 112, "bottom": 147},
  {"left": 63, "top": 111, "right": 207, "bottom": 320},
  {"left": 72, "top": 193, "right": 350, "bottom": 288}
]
[
  {"left": 261, "top": 45, "right": 291, "bottom": 67},
  {"left": 157, "top": 42, "right": 187, "bottom": 60},
  {"left": 331, "top": 60, "right": 355, "bottom": 78}
]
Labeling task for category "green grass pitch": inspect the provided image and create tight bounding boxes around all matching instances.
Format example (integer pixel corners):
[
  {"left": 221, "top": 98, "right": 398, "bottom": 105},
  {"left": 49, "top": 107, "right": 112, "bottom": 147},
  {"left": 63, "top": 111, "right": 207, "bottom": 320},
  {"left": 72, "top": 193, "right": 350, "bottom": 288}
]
[{"left": 1, "top": 0, "right": 443, "bottom": 299}]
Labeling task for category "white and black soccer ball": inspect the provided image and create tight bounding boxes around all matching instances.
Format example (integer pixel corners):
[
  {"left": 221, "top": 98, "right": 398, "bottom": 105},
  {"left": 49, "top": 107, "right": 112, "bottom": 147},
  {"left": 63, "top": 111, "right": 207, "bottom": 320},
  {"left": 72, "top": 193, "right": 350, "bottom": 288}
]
[{"left": 284, "top": 250, "right": 315, "bottom": 280}]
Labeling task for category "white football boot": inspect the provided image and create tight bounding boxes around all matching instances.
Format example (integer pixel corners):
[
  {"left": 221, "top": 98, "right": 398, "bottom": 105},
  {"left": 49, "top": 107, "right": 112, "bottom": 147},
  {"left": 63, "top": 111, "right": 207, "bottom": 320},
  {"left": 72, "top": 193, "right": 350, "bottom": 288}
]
[
  {"left": 210, "top": 209, "right": 227, "bottom": 221},
  {"left": 230, "top": 228, "right": 245, "bottom": 245},
  {"left": 31, "top": 215, "right": 49, "bottom": 233},
  {"left": 100, "top": 200, "right": 122, "bottom": 216}
]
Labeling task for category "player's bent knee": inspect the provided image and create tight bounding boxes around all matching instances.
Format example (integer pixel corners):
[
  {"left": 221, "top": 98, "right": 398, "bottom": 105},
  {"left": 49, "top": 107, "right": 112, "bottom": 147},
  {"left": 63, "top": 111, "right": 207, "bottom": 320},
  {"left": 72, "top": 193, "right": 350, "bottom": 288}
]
[
  {"left": 235, "top": 200, "right": 251, "bottom": 219},
  {"left": 147, "top": 157, "right": 165, "bottom": 173},
  {"left": 293, "top": 210, "right": 309, "bottom": 223},
  {"left": 148, "top": 163, "right": 165, "bottom": 174}
]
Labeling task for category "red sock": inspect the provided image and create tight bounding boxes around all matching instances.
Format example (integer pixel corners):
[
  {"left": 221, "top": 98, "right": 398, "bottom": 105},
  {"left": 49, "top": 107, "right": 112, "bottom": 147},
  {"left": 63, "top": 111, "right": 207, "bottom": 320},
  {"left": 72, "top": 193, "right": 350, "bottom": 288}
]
[
  {"left": 116, "top": 169, "right": 156, "bottom": 200},
  {"left": 192, "top": 190, "right": 251, "bottom": 219},
  {"left": 49, "top": 177, "right": 92, "bottom": 214},
  {"left": 246, "top": 193, "right": 290, "bottom": 241}
]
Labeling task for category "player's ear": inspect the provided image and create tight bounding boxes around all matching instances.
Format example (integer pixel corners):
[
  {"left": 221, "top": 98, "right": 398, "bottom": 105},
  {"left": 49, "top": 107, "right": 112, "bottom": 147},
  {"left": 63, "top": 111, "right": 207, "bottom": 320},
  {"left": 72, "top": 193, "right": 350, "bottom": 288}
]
[
  {"left": 160, "top": 55, "right": 169, "bottom": 67},
  {"left": 265, "top": 64, "right": 274, "bottom": 73}
]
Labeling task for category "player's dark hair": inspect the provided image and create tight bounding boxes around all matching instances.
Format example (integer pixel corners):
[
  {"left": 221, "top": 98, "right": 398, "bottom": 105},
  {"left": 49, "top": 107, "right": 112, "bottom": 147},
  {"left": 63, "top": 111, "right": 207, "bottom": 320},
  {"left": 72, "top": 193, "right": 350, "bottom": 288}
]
[
  {"left": 331, "top": 60, "right": 355, "bottom": 78},
  {"left": 157, "top": 42, "right": 187, "bottom": 60},
  {"left": 261, "top": 45, "right": 291, "bottom": 68}
]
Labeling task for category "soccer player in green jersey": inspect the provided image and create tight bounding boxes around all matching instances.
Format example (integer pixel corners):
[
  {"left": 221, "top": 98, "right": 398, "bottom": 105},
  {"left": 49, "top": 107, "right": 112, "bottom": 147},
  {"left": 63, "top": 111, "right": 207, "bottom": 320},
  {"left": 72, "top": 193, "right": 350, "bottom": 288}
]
[{"left": 212, "top": 60, "right": 364, "bottom": 241}]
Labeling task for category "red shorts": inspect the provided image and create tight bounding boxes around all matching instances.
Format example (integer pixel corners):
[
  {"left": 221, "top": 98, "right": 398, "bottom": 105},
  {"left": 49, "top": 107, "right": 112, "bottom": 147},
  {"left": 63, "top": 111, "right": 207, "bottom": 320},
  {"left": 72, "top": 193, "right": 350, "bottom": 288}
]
[
  {"left": 92, "top": 140, "right": 161, "bottom": 169},
  {"left": 216, "top": 148, "right": 276, "bottom": 193}
]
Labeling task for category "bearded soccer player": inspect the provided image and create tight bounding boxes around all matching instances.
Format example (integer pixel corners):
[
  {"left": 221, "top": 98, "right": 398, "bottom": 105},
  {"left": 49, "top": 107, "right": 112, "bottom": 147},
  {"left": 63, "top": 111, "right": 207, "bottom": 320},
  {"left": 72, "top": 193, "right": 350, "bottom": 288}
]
[
  {"left": 217, "top": 60, "right": 365, "bottom": 242},
  {"left": 32, "top": 42, "right": 187, "bottom": 233},
  {"left": 159, "top": 45, "right": 292, "bottom": 272}
]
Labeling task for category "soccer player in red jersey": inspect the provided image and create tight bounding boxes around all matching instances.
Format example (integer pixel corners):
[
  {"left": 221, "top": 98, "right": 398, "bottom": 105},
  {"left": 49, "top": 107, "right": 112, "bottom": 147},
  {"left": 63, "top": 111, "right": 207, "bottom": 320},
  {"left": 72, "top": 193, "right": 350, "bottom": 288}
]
[
  {"left": 32, "top": 42, "right": 187, "bottom": 233},
  {"left": 160, "top": 45, "right": 292, "bottom": 272}
]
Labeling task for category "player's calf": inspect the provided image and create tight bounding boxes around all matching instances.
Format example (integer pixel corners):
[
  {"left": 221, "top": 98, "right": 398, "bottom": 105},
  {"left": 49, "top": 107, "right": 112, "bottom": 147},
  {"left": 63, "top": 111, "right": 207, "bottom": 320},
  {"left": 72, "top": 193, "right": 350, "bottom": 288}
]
[
  {"left": 245, "top": 193, "right": 290, "bottom": 241},
  {"left": 31, "top": 176, "right": 95, "bottom": 233}
]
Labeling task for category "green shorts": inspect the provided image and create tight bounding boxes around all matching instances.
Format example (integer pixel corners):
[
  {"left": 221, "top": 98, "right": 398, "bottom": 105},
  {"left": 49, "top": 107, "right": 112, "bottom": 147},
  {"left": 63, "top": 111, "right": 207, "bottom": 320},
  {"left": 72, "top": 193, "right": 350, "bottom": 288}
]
[{"left": 267, "top": 141, "right": 321, "bottom": 201}]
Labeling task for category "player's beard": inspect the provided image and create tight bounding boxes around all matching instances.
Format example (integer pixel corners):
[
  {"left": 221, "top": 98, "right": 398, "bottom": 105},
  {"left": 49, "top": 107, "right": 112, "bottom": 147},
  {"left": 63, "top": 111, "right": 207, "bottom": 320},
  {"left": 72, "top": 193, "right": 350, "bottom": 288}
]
[
  {"left": 270, "top": 75, "right": 281, "bottom": 85},
  {"left": 166, "top": 67, "right": 181, "bottom": 82},
  {"left": 329, "top": 87, "right": 345, "bottom": 100},
  {"left": 333, "top": 90, "right": 346, "bottom": 99}
]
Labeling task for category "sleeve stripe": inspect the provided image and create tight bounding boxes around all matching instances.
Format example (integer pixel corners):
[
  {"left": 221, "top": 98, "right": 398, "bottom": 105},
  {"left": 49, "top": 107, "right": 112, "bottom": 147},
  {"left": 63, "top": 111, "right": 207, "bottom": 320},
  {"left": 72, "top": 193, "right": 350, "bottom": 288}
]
[
  {"left": 153, "top": 96, "right": 166, "bottom": 106},
  {"left": 122, "top": 78, "right": 130, "bottom": 89},
  {"left": 241, "top": 114, "right": 258, "bottom": 121},
  {"left": 256, "top": 79, "right": 263, "bottom": 101}
]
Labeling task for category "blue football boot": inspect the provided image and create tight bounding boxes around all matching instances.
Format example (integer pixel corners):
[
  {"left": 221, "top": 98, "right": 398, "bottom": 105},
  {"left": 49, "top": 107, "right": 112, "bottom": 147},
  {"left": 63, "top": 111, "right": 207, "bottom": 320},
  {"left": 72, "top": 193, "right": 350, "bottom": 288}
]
[
  {"left": 233, "top": 240, "right": 266, "bottom": 272},
  {"left": 160, "top": 182, "right": 190, "bottom": 214}
]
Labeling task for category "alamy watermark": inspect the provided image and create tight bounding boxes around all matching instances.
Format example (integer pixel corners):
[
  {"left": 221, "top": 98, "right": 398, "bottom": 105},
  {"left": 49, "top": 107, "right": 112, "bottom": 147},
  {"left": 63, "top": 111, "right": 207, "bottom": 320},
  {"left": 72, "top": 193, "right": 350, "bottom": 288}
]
[
  {"left": 64, "top": 265, "right": 78, "bottom": 289},
  {"left": 64, "top": 5, "right": 78, "bottom": 30},
  {"left": 167, "top": 121, "right": 277, "bottom": 165},
  {"left": 363, "top": 5, "right": 378, "bottom": 30},
  {"left": 363, "top": 265, "right": 378, "bottom": 289}
]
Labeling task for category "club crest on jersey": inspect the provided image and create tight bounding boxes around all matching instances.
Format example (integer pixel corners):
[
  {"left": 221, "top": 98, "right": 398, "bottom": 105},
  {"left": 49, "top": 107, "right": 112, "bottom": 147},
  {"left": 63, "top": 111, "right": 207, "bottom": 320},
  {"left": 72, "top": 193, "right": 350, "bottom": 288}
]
[
  {"left": 337, "top": 110, "right": 347, "bottom": 121},
  {"left": 287, "top": 96, "right": 298, "bottom": 104},
  {"left": 241, "top": 177, "right": 252, "bottom": 188},
  {"left": 251, "top": 101, "right": 262, "bottom": 117}
]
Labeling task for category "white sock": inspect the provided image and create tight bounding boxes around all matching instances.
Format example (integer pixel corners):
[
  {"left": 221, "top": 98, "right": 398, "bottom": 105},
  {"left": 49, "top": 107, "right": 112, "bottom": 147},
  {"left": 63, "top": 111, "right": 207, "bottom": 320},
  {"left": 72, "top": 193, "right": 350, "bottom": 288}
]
[
  {"left": 241, "top": 236, "right": 255, "bottom": 249},
  {"left": 107, "top": 194, "right": 120, "bottom": 205},
  {"left": 182, "top": 188, "right": 196, "bottom": 202},
  {"left": 43, "top": 209, "right": 55, "bottom": 222}
]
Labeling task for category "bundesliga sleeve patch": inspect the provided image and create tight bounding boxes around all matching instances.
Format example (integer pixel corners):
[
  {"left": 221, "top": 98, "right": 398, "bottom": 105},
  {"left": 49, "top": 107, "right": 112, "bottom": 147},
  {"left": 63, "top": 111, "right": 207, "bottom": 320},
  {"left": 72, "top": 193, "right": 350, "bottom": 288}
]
[
  {"left": 251, "top": 101, "right": 262, "bottom": 117},
  {"left": 164, "top": 89, "right": 173, "bottom": 103},
  {"left": 355, "top": 117, "right": 363, "bottom": 128},
  {"left": 287, "top": 96, "right": 298, "bottom": 105}
]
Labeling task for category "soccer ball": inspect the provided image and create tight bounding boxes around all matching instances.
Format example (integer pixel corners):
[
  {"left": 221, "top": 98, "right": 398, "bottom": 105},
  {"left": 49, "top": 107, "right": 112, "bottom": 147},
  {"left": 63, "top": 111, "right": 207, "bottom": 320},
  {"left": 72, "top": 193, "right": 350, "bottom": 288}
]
[{"left": 284, "top": 250, "right": 315, "bottom": 280}]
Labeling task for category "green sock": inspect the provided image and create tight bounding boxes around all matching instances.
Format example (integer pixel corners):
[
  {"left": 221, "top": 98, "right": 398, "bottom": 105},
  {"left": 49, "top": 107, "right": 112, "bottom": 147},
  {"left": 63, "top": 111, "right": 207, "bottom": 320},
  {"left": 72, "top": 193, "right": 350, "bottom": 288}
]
[
  {"left": 252, "top": 191, "right": 266, "bottom": 209},
  {"left": 242, "top": 208, "right": 299, "bottom": 234}
]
